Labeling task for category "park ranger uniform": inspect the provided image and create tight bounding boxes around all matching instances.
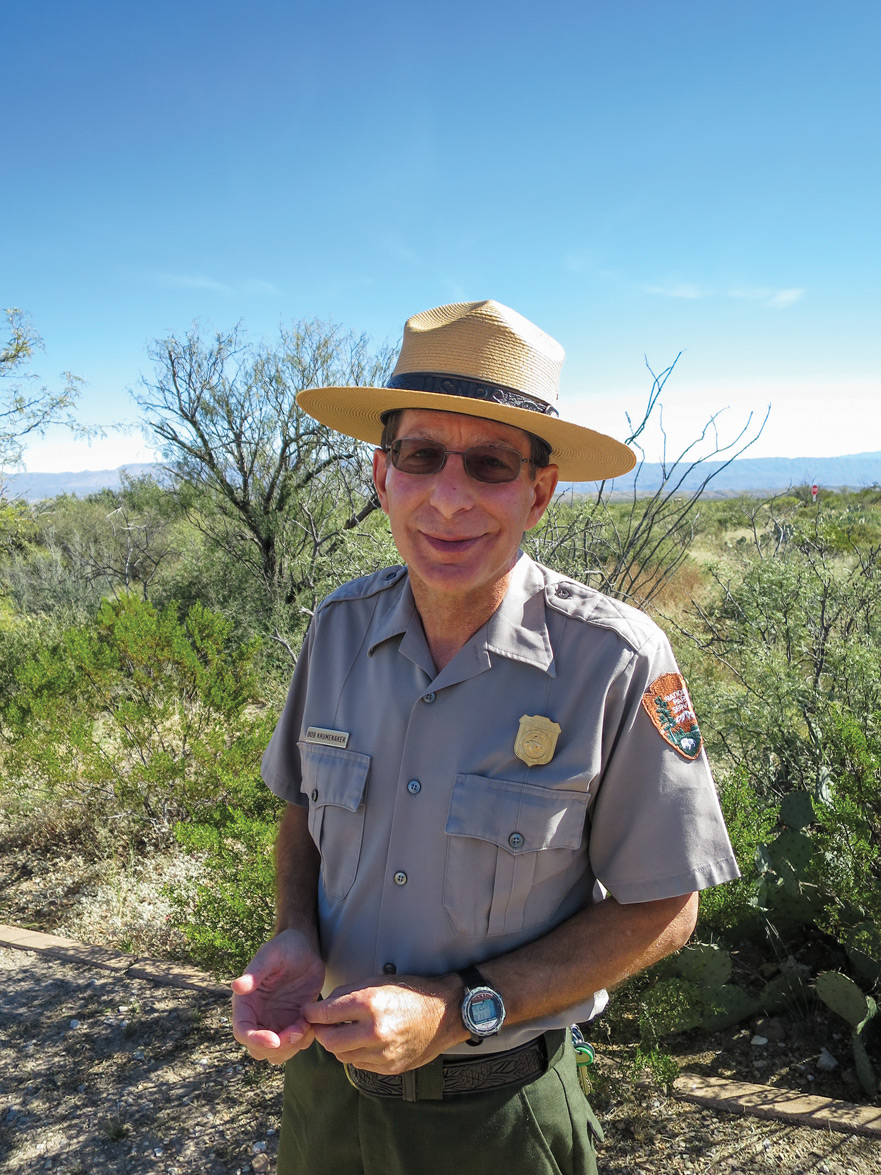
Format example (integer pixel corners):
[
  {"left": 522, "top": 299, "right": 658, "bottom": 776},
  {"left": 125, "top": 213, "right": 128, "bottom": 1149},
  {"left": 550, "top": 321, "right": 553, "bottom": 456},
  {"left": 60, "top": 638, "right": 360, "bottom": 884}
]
[{"left": 261, "top": 552, "right": 739, "bottom": 1173}]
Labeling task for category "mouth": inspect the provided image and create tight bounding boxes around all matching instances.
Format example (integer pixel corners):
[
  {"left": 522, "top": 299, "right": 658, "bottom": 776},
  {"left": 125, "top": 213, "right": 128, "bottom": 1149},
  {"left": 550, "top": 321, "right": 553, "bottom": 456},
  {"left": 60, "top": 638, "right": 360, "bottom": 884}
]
[{"left": 422, "top": 533, "right": 484, "bottom": 554}]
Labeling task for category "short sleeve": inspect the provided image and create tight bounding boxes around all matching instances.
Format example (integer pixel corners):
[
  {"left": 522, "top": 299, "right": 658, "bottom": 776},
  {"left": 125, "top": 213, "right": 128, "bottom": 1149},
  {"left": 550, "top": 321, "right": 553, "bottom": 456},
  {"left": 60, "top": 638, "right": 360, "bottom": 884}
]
[
  {"left": 588, "top": 632, "right": 740, "bottom": 903},
  {"left": 261, "top": 622, "right": 316, "bottom": 806}
]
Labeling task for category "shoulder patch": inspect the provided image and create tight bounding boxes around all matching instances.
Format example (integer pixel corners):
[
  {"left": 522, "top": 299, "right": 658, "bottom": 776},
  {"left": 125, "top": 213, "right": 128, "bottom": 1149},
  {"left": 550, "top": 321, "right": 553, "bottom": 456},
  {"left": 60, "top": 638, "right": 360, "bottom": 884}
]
[{"left": 641, "top": 673, "right": 703, "bottom": 760}]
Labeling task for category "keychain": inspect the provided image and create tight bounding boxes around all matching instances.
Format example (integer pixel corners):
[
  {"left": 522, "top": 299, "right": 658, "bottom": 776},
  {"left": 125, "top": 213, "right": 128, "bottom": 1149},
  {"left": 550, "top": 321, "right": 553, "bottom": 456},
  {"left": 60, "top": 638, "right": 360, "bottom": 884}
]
[{"left": 570, "top": 1024, "right": 596, "bottom": 1096}]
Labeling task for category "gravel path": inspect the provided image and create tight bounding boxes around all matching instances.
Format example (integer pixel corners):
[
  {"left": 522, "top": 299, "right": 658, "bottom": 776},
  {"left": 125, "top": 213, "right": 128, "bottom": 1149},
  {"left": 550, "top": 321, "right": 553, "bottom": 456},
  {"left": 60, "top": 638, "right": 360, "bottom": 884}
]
[{"left": 2, "top": 944, "right": 879, "bottom": 1175}]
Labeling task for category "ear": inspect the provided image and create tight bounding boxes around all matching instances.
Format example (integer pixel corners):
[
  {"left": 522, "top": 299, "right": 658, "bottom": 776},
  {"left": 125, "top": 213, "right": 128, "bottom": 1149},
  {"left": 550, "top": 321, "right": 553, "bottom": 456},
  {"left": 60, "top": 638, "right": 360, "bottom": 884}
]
[
  {"left": 372, "top": 448, "right": 390, "bottom": 515},
  {"left": 525, "top": 464, "right": 559, "bottom": 531}
]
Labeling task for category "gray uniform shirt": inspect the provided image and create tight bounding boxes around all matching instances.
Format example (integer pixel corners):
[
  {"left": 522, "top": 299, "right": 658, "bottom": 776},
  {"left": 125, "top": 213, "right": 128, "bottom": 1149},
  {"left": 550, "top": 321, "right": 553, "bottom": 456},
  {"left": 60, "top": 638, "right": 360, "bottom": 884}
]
[{"left": 262, "top": 553, "right": 739, "bottom": 1054}]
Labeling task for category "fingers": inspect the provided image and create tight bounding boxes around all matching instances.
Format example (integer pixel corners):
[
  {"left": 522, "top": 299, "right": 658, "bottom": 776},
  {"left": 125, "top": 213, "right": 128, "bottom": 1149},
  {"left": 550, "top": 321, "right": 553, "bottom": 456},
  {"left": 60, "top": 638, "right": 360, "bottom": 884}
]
[{"left": 235, "top": 1021, "right": 315, "bottom": 1064}]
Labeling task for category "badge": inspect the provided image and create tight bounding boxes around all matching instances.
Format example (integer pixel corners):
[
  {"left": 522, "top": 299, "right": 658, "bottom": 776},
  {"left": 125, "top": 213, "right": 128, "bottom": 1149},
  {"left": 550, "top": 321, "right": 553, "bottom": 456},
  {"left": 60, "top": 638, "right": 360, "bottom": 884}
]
[
  {"left": 641, "top": 673, "right": 702, "bottom": 760},
  {"left": 304, "top": 726, "right": 350, "bottom": 749},
  {"left": 514, "top": 714, "right": 561, "bottom": 767}
]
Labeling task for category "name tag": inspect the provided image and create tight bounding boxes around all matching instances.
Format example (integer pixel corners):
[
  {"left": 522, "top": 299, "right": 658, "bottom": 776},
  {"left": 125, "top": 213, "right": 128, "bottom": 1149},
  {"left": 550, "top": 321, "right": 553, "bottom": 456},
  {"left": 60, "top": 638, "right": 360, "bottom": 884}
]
[{"left": 304, "top": 726, "right": 350, "bottom": 749}]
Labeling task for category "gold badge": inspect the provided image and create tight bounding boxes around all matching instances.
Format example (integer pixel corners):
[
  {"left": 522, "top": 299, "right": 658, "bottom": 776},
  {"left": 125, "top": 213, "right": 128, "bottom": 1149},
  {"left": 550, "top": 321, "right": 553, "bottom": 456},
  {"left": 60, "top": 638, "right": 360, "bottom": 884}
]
[{"left": 514, "top": 714, "right": 561, "bottom": 767}]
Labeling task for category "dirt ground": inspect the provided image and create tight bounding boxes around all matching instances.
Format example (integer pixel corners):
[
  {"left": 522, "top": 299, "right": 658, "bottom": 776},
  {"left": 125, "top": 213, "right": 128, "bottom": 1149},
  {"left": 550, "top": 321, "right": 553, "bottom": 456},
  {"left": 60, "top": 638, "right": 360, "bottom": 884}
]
[{"left": 2, "top": 944, "right": 880, "bottom": 1175}]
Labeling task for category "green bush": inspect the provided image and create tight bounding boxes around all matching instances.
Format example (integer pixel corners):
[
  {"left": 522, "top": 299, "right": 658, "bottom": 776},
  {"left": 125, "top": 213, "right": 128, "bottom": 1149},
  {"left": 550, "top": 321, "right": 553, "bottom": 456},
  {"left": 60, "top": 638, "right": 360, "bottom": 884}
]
[{"left": 3, "top": 594, "right": 274, "bottom": 830}]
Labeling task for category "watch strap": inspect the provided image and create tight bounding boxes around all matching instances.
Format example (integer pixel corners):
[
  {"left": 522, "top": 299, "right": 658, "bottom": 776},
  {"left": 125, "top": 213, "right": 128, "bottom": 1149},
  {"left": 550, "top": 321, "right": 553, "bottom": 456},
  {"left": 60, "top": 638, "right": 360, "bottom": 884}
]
[{"left": 458, "top": 965, "right": 489, "bottom": 992}]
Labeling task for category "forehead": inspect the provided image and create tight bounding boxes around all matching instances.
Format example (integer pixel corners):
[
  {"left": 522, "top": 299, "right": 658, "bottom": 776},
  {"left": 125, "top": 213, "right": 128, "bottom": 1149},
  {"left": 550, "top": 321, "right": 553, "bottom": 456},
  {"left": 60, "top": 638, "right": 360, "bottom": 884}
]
[{"left": 396, "top": 408, "right": 531, "bottom": 450}]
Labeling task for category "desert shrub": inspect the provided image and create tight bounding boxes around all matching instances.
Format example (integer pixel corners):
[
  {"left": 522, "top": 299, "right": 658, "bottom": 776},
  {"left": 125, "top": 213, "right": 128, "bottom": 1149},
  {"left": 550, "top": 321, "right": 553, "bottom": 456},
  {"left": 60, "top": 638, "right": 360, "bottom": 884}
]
[
  {"left": 168, "top": 805, "right": 282, "bottom": 974},
  {"left": 3, "top": 594, "right": 275, "bottom": 832}
]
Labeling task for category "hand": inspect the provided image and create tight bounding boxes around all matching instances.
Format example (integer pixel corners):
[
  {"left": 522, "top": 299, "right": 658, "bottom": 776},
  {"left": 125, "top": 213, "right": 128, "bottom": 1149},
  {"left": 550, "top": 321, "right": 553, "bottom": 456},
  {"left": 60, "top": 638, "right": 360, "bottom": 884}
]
[
  {"left": 231, "top": 929, "right": 325, "bottom": 1065},
  {"left": 303, "top": 974, "right": 465, "bottom": 1075}
]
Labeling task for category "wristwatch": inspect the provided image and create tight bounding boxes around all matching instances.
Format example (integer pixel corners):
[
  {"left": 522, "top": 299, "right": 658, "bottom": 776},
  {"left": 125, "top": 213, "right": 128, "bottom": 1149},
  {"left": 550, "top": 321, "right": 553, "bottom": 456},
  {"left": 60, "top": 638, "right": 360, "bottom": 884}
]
[{"left": 458, "top": 964, "right": 506, "bottom": 1045}]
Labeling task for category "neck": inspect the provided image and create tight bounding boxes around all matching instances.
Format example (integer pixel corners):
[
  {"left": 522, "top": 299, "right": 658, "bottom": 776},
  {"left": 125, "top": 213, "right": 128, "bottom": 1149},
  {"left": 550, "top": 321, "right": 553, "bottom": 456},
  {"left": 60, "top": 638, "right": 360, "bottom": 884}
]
[{"left": 410, "top": 574, "right": 512, "bottom": 672}]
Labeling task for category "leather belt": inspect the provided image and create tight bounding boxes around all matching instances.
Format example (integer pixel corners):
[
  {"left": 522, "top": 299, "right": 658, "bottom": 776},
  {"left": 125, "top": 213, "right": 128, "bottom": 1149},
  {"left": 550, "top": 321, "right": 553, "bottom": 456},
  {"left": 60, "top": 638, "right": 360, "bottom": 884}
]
[{"left": 345, "top": 1033, "right": 551, "bottom": 1101}]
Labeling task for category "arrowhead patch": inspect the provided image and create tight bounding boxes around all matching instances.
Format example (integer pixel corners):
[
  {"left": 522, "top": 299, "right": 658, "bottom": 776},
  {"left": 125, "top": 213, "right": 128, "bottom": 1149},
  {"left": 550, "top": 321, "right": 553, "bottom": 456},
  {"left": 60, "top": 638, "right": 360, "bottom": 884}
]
[{"left": 641, "top": 673, "right": 703, "bottom": 760}]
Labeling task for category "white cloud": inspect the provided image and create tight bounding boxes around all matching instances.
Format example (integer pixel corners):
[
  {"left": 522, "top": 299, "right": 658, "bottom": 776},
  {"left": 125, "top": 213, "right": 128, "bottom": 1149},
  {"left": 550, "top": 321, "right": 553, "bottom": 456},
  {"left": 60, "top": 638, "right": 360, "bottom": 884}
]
[{"left": 729, "top": 287, "right": 805, "bottom": 309}]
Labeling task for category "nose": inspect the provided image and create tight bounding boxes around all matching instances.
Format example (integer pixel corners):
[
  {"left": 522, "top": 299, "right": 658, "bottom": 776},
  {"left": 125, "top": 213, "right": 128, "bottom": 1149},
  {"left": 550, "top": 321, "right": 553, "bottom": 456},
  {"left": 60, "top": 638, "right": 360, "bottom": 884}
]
[{"left": 427, "top": 451, "right": 476, "bottom": 517}]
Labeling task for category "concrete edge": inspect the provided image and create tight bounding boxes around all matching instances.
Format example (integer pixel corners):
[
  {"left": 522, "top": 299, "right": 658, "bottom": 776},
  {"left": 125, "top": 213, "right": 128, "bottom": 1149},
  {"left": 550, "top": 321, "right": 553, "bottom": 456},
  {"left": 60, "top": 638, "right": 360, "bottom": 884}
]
[
  {"left": 674, "top": 1074, "right": 881, "bottom": 1138},
  {"left": 0, "top": 922, "right": 229, "bottom": 996}
]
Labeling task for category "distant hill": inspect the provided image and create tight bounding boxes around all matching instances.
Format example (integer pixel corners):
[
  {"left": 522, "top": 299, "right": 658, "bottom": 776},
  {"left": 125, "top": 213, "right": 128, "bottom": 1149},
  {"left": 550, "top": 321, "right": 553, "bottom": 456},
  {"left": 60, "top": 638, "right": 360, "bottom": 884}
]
[
  {"left": 2, "top": 463, "right": 162, "bottom": 501},
  {"left": 570, "top": 451, "right": 881, "bottom": 498},
  {"left": 3, "top": 452, "right": 881, "bottom": 502}
]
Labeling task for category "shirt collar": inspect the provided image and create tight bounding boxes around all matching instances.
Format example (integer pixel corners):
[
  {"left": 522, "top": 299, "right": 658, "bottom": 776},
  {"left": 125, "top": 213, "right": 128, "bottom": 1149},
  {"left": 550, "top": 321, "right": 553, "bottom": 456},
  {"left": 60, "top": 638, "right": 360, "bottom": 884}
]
[
  {"left": 367, "top": 552, "right": 555, "bottom": 678},
  {"left": 483, "top": 551, "right": 555, "bottom": 675}
]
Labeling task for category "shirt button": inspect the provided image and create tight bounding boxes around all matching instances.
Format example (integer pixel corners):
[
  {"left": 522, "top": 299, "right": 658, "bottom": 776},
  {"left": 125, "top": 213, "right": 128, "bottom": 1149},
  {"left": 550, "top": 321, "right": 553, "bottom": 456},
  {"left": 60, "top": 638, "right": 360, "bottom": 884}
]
[
  {"left": 384, "top": 570, "right": 397, "bottom": 580},
  {"left": 422, "top": 692, "right": 436, "bottom": 703},
  {"left": 555, "top": 584, "right": 572, "bottom": 599},
  {"left": 394, "top": 871, "right": 408, "bottom": 886},
  {"left": 508, "top": 832, "right": 525, "bottom": 850},
  {"left": 382, "top": 962, "right": 397, "bottom": 975},
  {"left": 407, "top": 779, "right": 421, "bottom": 795},
  {"left": 310, "top": 789, "right": 318, "bottom": 802}
]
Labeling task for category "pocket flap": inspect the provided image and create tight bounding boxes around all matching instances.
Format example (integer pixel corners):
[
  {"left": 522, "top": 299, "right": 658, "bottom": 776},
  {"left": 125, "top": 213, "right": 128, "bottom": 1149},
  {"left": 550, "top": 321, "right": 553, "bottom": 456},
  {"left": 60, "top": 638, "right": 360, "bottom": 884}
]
[
  {"left": 298, "top": 742, "right": 370, "bottom": 811},
  {"left": 446, "top": 774, "right": 588, "bottom": 853}
]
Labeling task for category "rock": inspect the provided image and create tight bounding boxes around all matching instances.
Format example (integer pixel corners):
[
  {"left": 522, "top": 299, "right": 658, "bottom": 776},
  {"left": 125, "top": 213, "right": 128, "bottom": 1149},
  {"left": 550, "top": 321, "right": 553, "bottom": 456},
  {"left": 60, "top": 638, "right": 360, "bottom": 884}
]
[
  {"left": 252, "top": 1157, "right": 270, "bottom": 1174},
  {"left": 816, "top": 1048, "right": 838, "bottom": 1071},
  {"left": 750, "top": 1035, "right": 768, "bottom": 1047},
  {"left": 252, "top": 1140, "right": 267, "bottom": 1154},
  {"left": 754, "top": 1017, "right": 786, "bottom": 1042}
]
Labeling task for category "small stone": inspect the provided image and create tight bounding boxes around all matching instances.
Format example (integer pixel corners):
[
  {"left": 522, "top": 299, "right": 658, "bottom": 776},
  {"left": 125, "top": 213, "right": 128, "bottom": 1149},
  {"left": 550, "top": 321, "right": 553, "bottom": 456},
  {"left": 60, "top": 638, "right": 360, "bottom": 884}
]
[
  {"left": 69, "top": 1019, "right": 81, "bottom": 1029},
  {"left": 252, "top": 1157, "right": 270, "bottom": 1174},
  {"left": 252, "top": 1141, "right": 267, "bottom": 1154},
  {"left": 750, "top": 1034, "right": 768, "bottom": 1047},
  {"left": 817, "top": 1047, "right": 838, "bottom": 1071}
]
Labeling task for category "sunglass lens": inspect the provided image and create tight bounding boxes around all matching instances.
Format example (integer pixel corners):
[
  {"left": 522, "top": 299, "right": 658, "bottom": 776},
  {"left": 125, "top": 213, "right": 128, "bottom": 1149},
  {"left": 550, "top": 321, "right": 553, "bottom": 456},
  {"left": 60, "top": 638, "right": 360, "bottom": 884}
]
[
  {"left": 391, "top": 440, "right": 446, "bottom": 474},
  {"left": 464, "top": 447, "right": 522, "bottom": 483}
]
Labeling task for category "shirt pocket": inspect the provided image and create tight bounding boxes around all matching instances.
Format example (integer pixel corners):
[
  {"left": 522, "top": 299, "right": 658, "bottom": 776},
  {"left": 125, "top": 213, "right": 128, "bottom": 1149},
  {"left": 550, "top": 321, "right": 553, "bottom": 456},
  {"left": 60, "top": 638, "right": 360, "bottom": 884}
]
[
  {"left": 443, "top": 774, "right": 589, "bottom": 938},
  {"left": 298, "top": 742, "right": 371, "bottom": 900}
]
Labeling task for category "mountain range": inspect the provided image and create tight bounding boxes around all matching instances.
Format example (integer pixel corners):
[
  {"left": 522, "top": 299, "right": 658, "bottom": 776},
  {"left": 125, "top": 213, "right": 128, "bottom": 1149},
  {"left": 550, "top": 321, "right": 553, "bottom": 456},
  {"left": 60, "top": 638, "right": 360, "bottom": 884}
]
[{"left": 3, "top": 453, "right": 881, "bottom": 502}]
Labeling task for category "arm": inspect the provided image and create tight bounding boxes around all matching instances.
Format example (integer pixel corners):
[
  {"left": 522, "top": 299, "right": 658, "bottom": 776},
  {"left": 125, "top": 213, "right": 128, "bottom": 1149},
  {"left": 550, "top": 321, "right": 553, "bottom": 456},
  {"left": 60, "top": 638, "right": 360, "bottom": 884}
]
[
  {"left": 304, "top": 889, "right": 697, "bottom": 1074},
  {"left": 231, "top": 803, "right": 325, "bottom": 1065}
]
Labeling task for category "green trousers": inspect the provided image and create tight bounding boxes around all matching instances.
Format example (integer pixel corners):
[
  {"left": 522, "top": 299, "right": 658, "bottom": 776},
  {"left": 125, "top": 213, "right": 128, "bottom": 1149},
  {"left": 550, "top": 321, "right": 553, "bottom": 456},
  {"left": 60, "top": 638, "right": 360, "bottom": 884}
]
[{"left": 276, "top": 1033, "right": 603, "bottom": 1175}]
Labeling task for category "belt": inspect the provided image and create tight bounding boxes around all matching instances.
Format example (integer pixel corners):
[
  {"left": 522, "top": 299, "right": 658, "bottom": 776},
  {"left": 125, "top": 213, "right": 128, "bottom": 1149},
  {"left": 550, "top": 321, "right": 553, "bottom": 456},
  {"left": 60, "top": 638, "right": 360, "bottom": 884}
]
[{"left": 345, "top": 1032, "right": 558, "bottom": 1101}]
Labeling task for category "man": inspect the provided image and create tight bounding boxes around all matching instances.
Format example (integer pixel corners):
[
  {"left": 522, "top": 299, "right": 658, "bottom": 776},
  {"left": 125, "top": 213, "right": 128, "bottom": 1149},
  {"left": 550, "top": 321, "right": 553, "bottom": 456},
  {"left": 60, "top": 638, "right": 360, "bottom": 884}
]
[{"left": 232, "top": 300, "right": 739, "bottom": 1174}]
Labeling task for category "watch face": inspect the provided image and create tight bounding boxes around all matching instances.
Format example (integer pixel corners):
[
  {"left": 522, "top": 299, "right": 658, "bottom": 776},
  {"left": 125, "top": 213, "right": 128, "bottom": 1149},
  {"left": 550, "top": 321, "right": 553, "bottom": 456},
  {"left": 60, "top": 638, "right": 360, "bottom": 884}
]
[
  {"left": 471, "top": 994, "right": 499, "bottom": 1025},
  {"left": 463, "top": 987, "right": 505, "bottom": 1036}
]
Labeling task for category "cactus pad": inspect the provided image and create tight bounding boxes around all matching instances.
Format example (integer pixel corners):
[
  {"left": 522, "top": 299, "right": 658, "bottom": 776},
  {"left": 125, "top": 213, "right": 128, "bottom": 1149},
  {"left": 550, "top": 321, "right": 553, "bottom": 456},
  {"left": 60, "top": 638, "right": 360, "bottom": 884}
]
[
  {"left": 701, "top": 984, "right": 759, "bottom": 1031},
  {"left": 779, "top": 790, "right": 816, "bottom": 830},
  {"left": 815, "top": 971, "right": 871, "bottom": 1029},
  {"left": 677, "top": 943, "right": 733, "bottom": 990}
]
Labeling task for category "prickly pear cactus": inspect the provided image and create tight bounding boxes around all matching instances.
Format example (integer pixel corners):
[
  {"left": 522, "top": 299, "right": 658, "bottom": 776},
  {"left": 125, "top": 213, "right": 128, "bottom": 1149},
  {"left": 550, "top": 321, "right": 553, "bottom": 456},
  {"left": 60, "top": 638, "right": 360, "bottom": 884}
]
[
  {"left": 815, "top": 970, "right": 872, "bottom": 1028},
  {"left": 779, "top": 790, "right": 815, "bottom": 830},
  {"left": 769, "top": 829, "right": 814, "bottom": 877},
  {"left": 677, "top": 943, "right": 733, "bottom": 990},
  {"left": 759, "top": 970, "right": 809, "bottom": 1014},
  {"left": 768, "top": 879, "right": 820, "bottom": 924},
  {"left": 815, "top": 971, "right": 878, "bottom": 1099},
  {"left": 701, "top": 984, "right": 759, "bottom": 1031},
  {"left": 852, "top": 1034, "right": 878, "bottom": 1098}
]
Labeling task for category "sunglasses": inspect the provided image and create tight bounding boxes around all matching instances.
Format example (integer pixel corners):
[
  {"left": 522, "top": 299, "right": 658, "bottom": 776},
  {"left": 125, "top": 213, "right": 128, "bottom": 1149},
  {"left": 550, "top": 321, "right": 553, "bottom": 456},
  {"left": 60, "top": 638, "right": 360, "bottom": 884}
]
[{"left": 384, "top": 438, "right": 534, "bottom": 484}]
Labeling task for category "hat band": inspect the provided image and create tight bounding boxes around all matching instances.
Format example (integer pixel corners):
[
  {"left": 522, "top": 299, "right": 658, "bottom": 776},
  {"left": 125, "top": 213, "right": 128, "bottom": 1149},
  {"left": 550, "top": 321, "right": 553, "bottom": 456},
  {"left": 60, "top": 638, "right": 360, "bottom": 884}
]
[{"left": 385, "top": 371, "right": 559, "bottom": 417}]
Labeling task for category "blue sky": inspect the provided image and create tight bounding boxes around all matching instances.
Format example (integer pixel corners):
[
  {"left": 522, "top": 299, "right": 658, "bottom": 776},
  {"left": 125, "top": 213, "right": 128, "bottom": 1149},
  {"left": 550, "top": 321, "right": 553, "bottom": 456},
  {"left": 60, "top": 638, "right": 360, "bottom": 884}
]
[{"left": 5, "top": 0, "right": 879, "bottom": 472}]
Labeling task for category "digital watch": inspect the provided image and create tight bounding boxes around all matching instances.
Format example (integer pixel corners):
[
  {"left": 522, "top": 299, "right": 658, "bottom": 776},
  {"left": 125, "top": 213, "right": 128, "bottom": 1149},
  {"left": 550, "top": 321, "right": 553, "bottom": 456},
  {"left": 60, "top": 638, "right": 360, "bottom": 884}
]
[{"left": 458, "top": 965, "right": 506, "bottom": 1045}]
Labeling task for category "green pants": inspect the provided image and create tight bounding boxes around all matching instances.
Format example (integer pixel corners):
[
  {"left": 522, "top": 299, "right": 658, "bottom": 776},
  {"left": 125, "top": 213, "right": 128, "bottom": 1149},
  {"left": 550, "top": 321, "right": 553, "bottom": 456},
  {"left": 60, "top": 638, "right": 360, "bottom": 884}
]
[{"left": 277, "top": 1033, "right": 603, "bottom": 1175}]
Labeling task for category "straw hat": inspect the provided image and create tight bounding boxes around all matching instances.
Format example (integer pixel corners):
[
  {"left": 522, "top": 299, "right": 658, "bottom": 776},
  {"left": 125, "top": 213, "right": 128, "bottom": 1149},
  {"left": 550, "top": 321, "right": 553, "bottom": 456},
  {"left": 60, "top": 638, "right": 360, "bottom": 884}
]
[{"left": 296, "top": 300, "right": 635, "bottom": 481}]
